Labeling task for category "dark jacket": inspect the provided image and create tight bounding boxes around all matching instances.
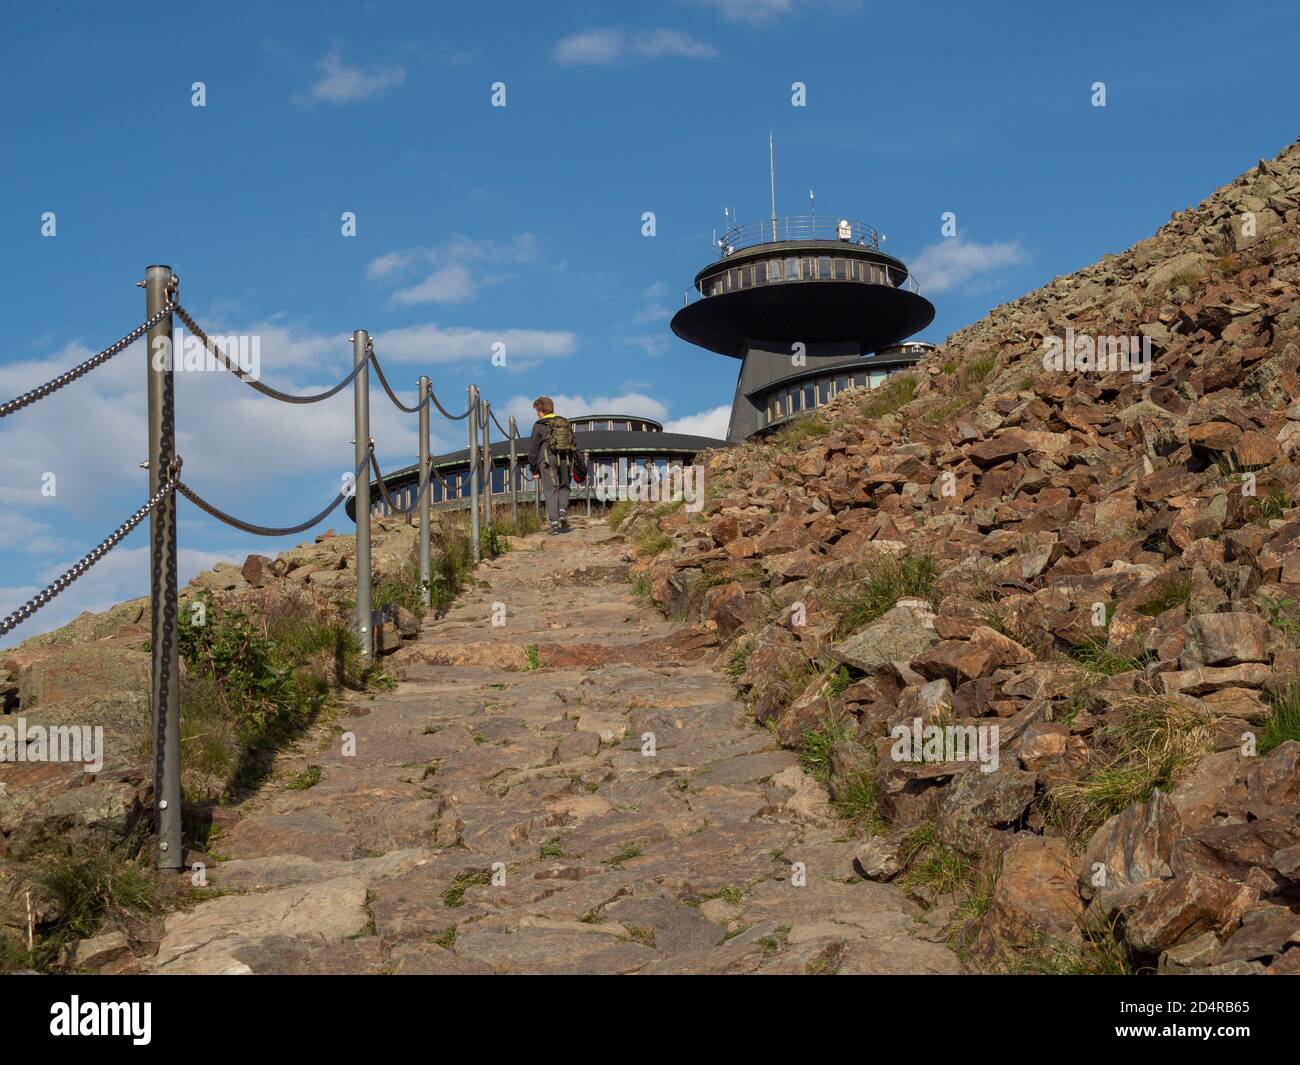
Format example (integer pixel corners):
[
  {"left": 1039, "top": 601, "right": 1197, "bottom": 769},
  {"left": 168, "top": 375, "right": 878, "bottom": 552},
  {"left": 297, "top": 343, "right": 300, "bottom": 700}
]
[{"left": 526, "top": 414, "right": 587, "bottom": 479}]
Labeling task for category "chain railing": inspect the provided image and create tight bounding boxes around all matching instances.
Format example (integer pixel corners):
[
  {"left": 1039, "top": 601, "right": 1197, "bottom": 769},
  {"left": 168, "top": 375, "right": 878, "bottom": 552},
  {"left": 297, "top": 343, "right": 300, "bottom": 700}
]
[{"left": 1, "top": 265, "right": 544, "bottom": 869}]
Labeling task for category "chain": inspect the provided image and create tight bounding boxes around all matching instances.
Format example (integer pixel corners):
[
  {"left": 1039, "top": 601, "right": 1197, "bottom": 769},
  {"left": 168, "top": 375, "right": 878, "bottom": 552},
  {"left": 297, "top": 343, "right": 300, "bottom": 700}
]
[
  {"left": 0, "top": 480, "right": 177, "bottom": 637},
  {"left": 0, "top": 303, "right": 176, "bottom": 418},
  {"left": 489, "top": 407, "right": 511, "bottom": 437},
  {"left": 173, "top": 303, "right": 369, "bottom": 404},
  {"left": 175, "top": 448, "right": 372, "bottom": 536},
  {"left": 367, "top": 338, "right": 429, "bottom": 415},
  {"left": 370, "top": 450, "right": 433, "bottom": 516}
]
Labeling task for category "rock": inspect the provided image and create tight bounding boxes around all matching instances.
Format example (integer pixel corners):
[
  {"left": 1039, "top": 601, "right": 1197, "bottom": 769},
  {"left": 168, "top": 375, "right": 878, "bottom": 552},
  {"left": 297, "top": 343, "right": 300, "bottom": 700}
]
[
  {"left": 1124, "top": 872, "right": 1256, "bottom": 955},
  {"left": 962, "top": 834, "right": 1083, "bottom": 967},
  {"left": 1180, "top": 612, "right": 1275, "bottom": 667},
  {"left": 852, "top": 836, "right": 903, "bottom": 881},
  {"left": 826, "top": 622, "right": 938, "bottom": 676},
  {"left": 1079, "top": 790, "right": 1182, "bottom": 916}
]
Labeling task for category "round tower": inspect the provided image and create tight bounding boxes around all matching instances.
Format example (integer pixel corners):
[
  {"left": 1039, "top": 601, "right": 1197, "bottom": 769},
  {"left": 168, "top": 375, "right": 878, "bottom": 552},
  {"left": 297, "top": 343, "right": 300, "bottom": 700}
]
[{"left": 670, "top": 215, "right": 935, "bottom": 441}]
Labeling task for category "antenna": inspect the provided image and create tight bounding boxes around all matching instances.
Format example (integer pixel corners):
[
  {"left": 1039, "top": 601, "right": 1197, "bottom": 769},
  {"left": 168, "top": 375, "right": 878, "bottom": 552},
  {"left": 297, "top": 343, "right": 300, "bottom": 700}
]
[
  {"left": 769, "top": 130, "right": 777, "bottom": 241},
  {"left": 810, "top": 188, "right": 815, "bottom": 231}
]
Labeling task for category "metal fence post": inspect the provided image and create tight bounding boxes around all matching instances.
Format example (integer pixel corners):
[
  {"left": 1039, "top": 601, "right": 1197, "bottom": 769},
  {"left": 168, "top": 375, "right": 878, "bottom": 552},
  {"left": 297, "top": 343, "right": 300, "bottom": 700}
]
[
  {"left": 508, "top": 415, "right": 518, "bottom": 524},
  {"left": 145, "top": 264, "right": 182, "bottom": 871},
  {"left": 482, "top": 400, "right": 494, "bottom": 527},
  {"left": 417, "top": 374, "right": 431, "bottom": 607},
  {"left": 586, "top": 449, "right": 592, "bottom": 518},
  {"left": 467, "top": 384, "right": 481, "bottom": 562},
  {"left": 353, "top": 330, "right": 373, "bottom": 660}
]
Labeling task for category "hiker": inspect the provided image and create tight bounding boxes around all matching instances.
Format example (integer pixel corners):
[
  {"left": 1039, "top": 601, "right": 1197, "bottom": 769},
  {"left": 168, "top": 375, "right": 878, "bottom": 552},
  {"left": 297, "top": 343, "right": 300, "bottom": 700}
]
[{"left": 525, "top": 396, "right": 587, "bottom": 533}]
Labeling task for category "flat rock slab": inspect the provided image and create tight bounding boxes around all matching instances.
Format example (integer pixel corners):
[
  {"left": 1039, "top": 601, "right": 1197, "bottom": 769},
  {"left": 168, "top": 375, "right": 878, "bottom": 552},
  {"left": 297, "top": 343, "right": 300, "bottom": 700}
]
[{"left": 164, "top": 523, "right": 956, "bottom": 975}]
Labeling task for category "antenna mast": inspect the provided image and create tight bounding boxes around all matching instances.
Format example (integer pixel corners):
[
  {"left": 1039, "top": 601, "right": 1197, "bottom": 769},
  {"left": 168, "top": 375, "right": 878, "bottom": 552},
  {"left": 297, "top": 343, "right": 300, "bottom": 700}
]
[{"left": 769, "top": 130, "right": 777, "bottom": 241}]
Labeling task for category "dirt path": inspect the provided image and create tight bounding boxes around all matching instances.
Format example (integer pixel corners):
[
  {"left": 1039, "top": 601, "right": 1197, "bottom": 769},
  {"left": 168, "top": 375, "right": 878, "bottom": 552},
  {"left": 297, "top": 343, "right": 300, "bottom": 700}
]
[{"left": 147, "top": 521, "right": 959, "bottom": 975}]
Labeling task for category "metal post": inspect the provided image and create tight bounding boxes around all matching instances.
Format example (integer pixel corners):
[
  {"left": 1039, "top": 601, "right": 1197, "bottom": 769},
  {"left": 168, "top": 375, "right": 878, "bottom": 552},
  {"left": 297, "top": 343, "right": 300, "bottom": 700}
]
[
  {"left": 353, "top": 330, "right": 373, "bottom": 660},
  {"left": 482, "top": 401, "right": 494, "bottom": 528},
  {"left": 145, "top": 264, "right": 181, "bottom": 871},
  {"left": 467, "top": 384, "right": 481, "bottom": 562},
  {"left": 418, "top": 375, "right": 431, "bottom": 607},
  {"left": 508, "top": 416, "right": 518, "bottom": 525},
  {"left": 586, "top": 448, "right": 592, "bottom": 518}
]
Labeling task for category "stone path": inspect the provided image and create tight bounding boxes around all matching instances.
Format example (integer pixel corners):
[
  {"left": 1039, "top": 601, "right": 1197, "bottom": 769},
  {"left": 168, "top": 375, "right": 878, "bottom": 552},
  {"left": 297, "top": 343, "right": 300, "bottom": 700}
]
[{"left": 147, "top": 521, "right": 959, "bottom": 975}]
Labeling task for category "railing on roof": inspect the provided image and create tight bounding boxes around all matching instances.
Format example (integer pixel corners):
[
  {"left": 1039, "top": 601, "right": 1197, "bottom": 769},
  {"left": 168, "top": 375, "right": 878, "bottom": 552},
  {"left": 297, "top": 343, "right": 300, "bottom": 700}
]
[{"left": 717, "top": 215, "right": 882, "bottom": 256}]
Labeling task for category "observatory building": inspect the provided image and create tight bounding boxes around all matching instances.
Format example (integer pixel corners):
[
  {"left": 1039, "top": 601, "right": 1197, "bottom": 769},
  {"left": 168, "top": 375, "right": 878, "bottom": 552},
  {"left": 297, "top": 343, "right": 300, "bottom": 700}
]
[
  {"left": 670, "top": 215, "right": 935, "bottom": 441},
  {"left": 360, "top": 201, "right": 936, "bottom": 516},
  {"left": 361, "top": 414, "right": 726, "bottom": 517}
]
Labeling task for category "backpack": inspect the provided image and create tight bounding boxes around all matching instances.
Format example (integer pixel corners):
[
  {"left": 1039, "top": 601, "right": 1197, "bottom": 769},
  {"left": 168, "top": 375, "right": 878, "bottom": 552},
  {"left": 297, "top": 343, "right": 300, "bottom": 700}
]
[{"left": 543, "top": 416, "right": 577, "bottom": 460}]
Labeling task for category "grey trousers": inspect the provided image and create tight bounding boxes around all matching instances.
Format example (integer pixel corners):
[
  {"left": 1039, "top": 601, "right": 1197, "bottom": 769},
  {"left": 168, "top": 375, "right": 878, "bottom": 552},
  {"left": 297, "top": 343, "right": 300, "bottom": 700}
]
[{"left": 541, "top": 461, "right": 571, "bottom": 522}]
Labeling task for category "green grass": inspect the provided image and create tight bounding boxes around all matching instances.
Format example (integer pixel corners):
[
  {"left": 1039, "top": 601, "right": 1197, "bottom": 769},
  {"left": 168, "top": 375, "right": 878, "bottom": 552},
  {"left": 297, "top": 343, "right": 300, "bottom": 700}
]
[
  {"left": 1047, "top": 698, "right": 1214, "bottom": 840},
  {"left": 441, "top": 869, "right": 492, "bottom": 908},
  {"left": 608, "top": 500, "right": 633, "bottom": 530},
  {"left": 832, "top": 766, "right": 886, "bottom": 835},
  {"left": 825, "top": 552, "right": 940, "bottom": 638},
  {"left": 636, "top": 527, "right": 673, "bottom": 557},
  {"left": 629, "top": 572, "right": 653, "bottom": 604},
  {"left": 898, "top": 821, "right": 974, "bottom": 897},
  {"left": 603, "top": 843, "right": 644, "bottom": 868},
  {"left": 1135, "top": 575, "right": 1192, "bottom": 618},
  {"left": 1261, "top": 682, "right": 1300, "bottom": 754},
  {"left": 724, "top": 642, "right": 751, "bottom": 681},
  {"left": 771, "top": 412, "right": 831, "bottom": 450},
  {"left": 430, "top": 925, "right": 457, "bottom": 949},
  {"left": 1064, "top": 636, "right": 1150, "bottom": 676},
  {"left": 523, "top": 644, "right": 541, "bottom": 671},
  {"left": 28, "top": 841, "right": 159, "bottom": 971},
  {"left": 539, "top": 838, "right": 564, "bottom": 859},
  {"left": 823, "top": 665, "right": 852, "bottom": 698},
  {"left": 798, "top": 714, "right": 857, "bottom": 785},
  {"left": 860, "top": 374, "right": 918, "bottom": 418},
  {"left": 1243, "top": 484, "right": 1289, "bottom": 523},
  {"left": 1008, "top": 917, "right": 1138, "bottom": 975},
  {"left": 283, "top": 764, "right": 322, "bottom": 790}
]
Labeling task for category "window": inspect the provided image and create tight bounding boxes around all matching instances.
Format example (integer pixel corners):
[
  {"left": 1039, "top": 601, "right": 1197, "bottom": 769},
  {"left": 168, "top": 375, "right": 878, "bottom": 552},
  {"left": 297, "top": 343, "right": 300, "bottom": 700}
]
[
  {"left": 803, "top": 384, "right": 815, "bottom": 409},
  {"left": 869, "top": 371, "right": 887, "bottom": 387},
  {"left": 767, "top": 259, "right": 782, "bottom": 281},
  {"left": 818, "top": 256, "right": 831, "bottom": 279},
  {"left": 752, "top": 262, "right": 766, "bottom": 285},
  {"left": 727, "top": 269, "right": 740, "bottom": 291},
  {"left": 801, "top": 257, "right": 814, "bottom": 281},
  {"left": 836, "top": 375, "right": 849, "bottom": 393},
  {"left": 785, "top": 257, "right": 799, "bottom": 279},
  {"left": 833, "top": 258, "right": 847, "bottom": 280}
]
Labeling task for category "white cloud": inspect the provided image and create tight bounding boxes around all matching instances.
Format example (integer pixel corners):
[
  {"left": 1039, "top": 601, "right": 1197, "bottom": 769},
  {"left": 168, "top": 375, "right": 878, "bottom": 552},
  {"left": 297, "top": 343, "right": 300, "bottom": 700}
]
[
  {"left": 297, "top": 48, "right": 406, "bottom": 104},
  {"left": 373, "top": 323, "right": 576, "bottom": 367},
  {"left": 664, "top": 404, "right": 730, "bottom": 439},
  {"left": 553, "top": 28, "right": 625, "bottom": 65},
  {"left": 908, "top": 237, "right": 1029, "bottom": 295},
  {"left": 369, "top": 234, "right": 541, "bottom": 307},
  {"left": 633, "top": 282, "right": 674, "bottom": 324},
  {"left": 501, "top": 392, "right": 669, "bottom": 430},
  {"left": 690, "top": 0, "right": 797, "bottom": 24},
  {"left": 631, "top": 29, "right": 719, "bottom": 59},
  {"left": 689, "top": 0, "right": 861, "bottom": 25},
  {"left": 552, "top": 27, "right": 717, "bottom": 66}
]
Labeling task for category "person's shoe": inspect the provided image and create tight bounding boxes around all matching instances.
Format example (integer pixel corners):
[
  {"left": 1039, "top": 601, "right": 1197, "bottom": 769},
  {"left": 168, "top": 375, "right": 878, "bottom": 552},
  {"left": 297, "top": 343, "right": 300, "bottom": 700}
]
[
  {"left": 558, "top": 510, "right": 569, "bottom": 530},
  {"left": 546, "top": 521, "right": 561, "bottom": 535}
]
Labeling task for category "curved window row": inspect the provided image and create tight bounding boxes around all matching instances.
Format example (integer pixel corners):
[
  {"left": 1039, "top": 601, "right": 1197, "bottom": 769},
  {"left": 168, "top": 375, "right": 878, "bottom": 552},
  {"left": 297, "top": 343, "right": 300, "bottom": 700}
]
[
  {"left": 700, "top": 255, "right": 899, "bottom": 297},
  {"left": 571, "top": 418, "right": 660, "bottom": 433},
  {"left": 759, "top": 366, "right": 907, "bottom": 428},
  {"left": 370, "top": 453, "right": 692, "bottom": 514}
]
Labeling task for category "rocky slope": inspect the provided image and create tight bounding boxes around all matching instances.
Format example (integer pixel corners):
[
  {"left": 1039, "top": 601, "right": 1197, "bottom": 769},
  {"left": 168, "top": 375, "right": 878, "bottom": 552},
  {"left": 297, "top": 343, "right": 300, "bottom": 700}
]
[
  {"left": 631, "top": 137, "right": 1300, "bottom": 973},
  {"left": 0, "top": 516, "right": 433, "bottom": 964}
]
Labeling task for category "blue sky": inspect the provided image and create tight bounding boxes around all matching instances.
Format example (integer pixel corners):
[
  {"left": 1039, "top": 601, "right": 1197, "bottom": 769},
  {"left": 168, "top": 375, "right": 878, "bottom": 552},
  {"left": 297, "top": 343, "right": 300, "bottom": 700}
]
[{"left": 2, "top": 0, "right": 1298, "bottom": 643}]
